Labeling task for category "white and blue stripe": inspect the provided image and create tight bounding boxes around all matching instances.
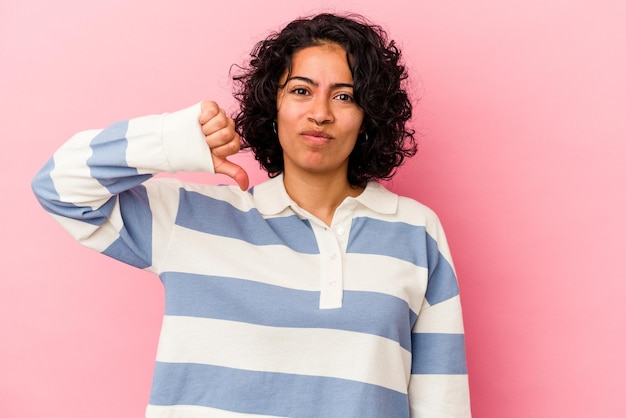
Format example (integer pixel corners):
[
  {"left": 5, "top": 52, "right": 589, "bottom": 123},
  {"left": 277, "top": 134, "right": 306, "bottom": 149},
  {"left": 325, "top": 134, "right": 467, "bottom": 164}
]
[{"left": 32, "top": 103, "right": 471, "bottom": 417}]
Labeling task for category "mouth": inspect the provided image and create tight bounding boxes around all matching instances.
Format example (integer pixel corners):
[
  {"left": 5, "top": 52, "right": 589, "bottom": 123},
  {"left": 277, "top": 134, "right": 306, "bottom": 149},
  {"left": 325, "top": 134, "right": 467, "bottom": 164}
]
[{"left": 300, "top": 130, "right": 333, "bottom": 145}]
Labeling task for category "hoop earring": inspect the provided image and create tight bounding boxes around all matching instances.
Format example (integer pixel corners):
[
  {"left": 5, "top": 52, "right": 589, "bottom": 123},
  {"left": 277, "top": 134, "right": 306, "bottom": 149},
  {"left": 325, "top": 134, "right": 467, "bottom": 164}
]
[
  {"left": 364, "top": 132, "right": 369, "bottom": 142},
  {"left": 272, "top": 121, "right": 278, "bottom": 135}
]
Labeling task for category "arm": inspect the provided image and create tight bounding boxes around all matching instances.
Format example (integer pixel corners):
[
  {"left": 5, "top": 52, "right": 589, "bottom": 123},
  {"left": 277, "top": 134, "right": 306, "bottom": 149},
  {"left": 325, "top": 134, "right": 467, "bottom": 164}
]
[
  {"left": 408, "top": 220, "right": 471, "bottom": 417},
  {"left": 31, "top": 102, "right": 247, "bottom": 271}
]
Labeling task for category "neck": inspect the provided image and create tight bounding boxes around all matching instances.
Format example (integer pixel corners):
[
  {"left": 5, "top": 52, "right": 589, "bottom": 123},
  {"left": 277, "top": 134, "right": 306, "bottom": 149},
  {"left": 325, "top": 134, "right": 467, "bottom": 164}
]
[{"left": 283, "top": 171, "right": 363, "bottom": 226}]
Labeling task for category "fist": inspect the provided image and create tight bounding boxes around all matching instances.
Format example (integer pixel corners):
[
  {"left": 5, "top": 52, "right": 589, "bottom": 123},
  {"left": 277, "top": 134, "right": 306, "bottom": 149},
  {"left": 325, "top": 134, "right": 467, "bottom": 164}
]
[
  {"left": 199, "top": 101, "right": 240, "bottom": 158},
  {"left": 199, "top": 101, "right": 249, "bottom": 190}
]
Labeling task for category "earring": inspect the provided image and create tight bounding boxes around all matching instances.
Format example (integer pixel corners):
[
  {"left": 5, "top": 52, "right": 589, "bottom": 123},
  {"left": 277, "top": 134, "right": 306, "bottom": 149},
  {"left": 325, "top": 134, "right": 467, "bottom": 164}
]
[{"left": 272, "top": 121, "right": 278, "bottom": 135}]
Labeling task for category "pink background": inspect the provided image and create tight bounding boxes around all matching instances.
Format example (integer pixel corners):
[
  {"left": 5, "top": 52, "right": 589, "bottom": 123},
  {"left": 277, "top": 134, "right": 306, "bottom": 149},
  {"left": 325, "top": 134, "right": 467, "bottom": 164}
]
[{"left": 2, "top": 0, "right": 625, "bottom": 417}]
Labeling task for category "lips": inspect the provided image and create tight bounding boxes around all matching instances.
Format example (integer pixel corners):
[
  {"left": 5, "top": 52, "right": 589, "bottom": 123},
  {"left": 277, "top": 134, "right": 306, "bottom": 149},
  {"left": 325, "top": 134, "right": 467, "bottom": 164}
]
[
  {"left": 301, "top": 129, "right": 333, "bottom": 139},
  {"left": 300, "top": 130, "right": 333, "bottom": 145}
]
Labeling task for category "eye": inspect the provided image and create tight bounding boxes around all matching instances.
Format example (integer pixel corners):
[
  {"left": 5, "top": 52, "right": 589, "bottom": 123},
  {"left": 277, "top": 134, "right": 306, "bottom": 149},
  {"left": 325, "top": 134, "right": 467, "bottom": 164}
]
[
  {"left": 290, "top": 87, "right": 309, "bottom": 96},
  {"left": 335, "top": 93, "right": 354, "bottom": 102}
]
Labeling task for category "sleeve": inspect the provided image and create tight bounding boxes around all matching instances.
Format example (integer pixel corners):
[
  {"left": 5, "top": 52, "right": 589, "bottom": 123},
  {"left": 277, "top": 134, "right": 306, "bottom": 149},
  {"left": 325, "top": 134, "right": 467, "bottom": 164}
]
[
  {"left": 408, "top": 216, "right": 471, "bottom": 417},
  {"left": 31, "top": 103, "right": 214, "bottom": 273}
]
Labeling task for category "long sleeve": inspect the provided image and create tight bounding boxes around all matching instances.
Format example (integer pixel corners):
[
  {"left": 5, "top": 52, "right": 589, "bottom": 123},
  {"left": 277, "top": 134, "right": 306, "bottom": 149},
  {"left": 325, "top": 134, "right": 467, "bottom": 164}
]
[
  {"left": 408, "top": 217, "right": 471, "bottom": 417},
  {"left": 31, "top": 103, "right": 214, "bottom": 273}
]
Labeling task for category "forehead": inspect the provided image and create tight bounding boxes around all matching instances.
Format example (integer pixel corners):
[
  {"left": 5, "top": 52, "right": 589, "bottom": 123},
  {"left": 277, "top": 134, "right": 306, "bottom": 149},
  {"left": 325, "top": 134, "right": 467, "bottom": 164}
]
[{"left": 284, "top": 43, "right": 353, "bottom": 82}]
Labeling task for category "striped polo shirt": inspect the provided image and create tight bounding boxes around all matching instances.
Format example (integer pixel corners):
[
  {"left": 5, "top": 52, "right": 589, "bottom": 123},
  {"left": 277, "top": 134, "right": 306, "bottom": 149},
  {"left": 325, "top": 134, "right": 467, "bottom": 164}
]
[{"left": 32, "top": 104, "right": 471, "bottom": 417}]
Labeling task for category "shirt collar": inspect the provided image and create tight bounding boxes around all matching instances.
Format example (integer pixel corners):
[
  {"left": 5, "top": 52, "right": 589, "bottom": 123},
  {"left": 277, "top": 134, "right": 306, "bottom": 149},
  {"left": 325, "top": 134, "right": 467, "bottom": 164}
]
[
  {"left": 253, "top": 174, "right": 399, "bottom": 216},
  {"left": 353, "top": 181, "right": 399, "bottom": 215},
  {"left": 252, "top": 174, "right": 293, "bottom": 216}
]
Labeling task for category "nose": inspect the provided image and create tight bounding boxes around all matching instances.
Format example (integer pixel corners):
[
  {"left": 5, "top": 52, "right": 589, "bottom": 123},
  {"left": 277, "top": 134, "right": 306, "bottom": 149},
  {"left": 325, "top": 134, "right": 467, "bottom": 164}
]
[{"left": 308, "top": 95, "right": 334, "bottom": 125}]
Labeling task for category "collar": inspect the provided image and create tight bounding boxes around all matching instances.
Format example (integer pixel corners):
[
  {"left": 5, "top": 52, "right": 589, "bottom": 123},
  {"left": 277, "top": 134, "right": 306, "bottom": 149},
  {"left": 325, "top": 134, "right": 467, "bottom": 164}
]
[{"left": 252, "top": 174, "right": 398, "bottom": 216}]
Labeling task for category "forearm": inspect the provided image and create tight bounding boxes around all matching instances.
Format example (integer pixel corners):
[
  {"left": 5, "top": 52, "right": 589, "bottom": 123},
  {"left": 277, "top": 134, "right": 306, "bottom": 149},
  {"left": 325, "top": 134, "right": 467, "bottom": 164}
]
[
  {"left": 31, "top": 103, "right": 213, "bottom": 267},
  {"left": 409, "top": 296, "right": 471, "bottom": 417},
  {"left": 32, "top": 103, "right": 212, "bottom": 213}
]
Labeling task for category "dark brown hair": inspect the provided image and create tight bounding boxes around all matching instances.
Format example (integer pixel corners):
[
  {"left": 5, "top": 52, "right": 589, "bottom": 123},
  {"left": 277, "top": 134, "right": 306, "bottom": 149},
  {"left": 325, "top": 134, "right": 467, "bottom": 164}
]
[{"left": 233, "top": 13, "right": 416, "bottom": 187}]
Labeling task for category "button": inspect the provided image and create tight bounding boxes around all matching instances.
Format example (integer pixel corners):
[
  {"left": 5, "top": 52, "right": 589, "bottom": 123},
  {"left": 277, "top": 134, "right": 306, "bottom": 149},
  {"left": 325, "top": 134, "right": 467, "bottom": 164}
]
[
  {"left": 337, "top": 227, "right": 345, "bottom": 236},
  {"left": 329, "top": 280, "right": 338, "bottom": 287},
  {"left": 330, "top": 253, "right": 337, "bottom": 261}
]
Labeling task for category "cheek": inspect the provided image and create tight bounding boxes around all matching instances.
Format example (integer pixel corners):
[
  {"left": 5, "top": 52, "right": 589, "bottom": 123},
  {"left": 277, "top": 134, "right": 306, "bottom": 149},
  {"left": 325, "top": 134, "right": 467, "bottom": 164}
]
[
  {"left": 349, "top": 112, "right": 365, "bottom": 136},
  {"left": 276, "top": 106, "right": 304, "bottom": 135},
  {"left": 275, "top": 113, "right": 289, "bottom": 136}
]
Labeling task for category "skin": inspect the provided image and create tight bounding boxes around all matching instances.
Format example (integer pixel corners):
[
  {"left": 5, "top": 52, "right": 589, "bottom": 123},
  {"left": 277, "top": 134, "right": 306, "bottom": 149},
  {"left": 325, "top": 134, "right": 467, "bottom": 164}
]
[
  {"left": 276, "top": 43, "right": 365, "bottom": 224},
  {"left": 199, "top": 101, "right": 249, "bottom": 191},
  {"left": 200, "top": 43, "right": 365, "bottom": 225}
]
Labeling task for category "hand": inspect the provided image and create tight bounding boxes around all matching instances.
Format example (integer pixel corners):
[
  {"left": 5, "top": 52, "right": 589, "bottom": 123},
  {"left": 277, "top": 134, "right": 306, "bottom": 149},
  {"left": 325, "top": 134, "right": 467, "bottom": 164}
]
[{"left": 199, "top": 101, "right": 250, "bottom": 190}]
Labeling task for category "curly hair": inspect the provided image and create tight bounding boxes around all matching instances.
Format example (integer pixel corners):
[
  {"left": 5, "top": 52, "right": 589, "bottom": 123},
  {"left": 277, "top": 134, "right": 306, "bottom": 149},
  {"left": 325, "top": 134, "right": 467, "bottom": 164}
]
[{"left": 232, "top": 13, "right": 416, "bottom": 187}]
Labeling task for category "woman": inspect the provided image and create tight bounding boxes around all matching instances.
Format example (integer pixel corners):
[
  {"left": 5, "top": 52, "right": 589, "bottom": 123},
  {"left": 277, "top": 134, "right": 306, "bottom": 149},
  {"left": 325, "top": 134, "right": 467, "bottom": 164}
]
[{"left": 33, "top": 13, "right": 471, "bottom": 418}]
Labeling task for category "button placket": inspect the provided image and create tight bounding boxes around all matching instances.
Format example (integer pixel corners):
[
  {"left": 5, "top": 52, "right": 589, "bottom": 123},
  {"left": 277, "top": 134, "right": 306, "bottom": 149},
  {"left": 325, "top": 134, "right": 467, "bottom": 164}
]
[{"left": 314, "top": 226, "right": 344, "bottom": 309}]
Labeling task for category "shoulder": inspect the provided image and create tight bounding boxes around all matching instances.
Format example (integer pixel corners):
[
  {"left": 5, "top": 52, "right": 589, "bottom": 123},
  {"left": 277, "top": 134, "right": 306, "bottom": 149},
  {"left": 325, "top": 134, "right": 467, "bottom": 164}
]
[
  {"left": 365, "top": 182, "right": 442, "bottom": 228},
  {"left": 397, "top": 194, "right": 440, "bottom": 224}
]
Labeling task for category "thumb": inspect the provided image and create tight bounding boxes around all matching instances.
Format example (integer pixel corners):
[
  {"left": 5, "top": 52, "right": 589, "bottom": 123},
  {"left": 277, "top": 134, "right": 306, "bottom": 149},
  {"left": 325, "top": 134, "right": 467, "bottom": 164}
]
[{"left": 214, "top": 157, "right": 250, "bottom": 191}]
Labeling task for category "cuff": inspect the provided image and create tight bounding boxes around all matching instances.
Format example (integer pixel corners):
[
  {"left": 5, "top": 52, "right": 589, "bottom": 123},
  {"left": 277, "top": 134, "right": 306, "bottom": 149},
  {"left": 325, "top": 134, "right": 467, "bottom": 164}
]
[{"left": 161, "top": 103, "right": 215, "bottom": 173}]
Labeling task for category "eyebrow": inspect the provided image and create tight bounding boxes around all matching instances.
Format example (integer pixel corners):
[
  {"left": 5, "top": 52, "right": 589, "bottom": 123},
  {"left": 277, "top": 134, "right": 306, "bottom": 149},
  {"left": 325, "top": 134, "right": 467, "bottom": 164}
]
[{"left": 285, "top": 76, "right": 354, "bottom": 89}]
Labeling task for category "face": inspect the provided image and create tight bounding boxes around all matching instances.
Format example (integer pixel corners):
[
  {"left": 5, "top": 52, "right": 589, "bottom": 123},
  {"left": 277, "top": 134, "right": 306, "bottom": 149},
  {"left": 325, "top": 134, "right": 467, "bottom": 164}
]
[{"left": 276, "top": 43, "right": 364, "bottom": 181}]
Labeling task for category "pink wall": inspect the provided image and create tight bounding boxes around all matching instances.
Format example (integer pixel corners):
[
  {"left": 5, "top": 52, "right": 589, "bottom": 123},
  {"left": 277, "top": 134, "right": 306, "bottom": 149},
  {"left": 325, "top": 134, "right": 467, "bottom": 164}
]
[{"left": 2, "top": 0, "right": 625, "bottom": 416}]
